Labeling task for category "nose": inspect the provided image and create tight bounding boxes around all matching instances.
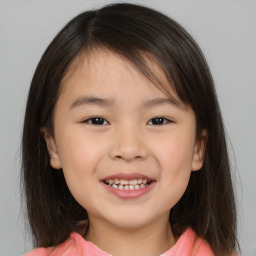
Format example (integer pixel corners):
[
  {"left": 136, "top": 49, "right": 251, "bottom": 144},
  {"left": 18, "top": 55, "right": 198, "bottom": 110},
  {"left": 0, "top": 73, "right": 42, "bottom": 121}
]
[{"left": 109, "top": 126, "right": 148, "bottom": 162}]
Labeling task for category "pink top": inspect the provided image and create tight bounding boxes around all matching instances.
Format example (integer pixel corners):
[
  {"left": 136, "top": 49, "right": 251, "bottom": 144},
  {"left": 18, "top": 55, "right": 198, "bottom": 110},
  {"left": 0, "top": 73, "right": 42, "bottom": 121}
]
[{"left": 24, "top": 228, "right": 214, "bottom": 256}]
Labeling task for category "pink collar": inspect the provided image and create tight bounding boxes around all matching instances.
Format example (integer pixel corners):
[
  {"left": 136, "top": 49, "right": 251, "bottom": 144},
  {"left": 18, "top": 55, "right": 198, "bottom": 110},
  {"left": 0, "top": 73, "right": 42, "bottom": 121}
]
[{"left": 68, "top": 227, "right": 214, "bottom": 256}]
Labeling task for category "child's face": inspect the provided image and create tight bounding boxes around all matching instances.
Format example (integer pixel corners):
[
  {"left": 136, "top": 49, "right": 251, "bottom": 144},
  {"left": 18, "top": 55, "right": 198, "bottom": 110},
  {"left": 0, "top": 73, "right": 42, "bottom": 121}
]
[{"left": 44, "top": 49, "right": 205, "bottom": 230}]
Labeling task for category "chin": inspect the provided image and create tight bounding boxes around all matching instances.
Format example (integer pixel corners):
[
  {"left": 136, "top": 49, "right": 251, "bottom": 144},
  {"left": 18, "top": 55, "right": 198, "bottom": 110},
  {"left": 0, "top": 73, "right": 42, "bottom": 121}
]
[{"left": 102, "top": 210, "right": 158, "bottom": 230}]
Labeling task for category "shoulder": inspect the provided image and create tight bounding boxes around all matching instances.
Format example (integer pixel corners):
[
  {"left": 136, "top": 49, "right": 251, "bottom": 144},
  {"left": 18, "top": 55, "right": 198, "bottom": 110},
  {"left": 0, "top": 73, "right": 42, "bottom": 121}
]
[
  {"left": 23, "top": 247, "right": 54, "bottom": 256},
  {"left": 23, "top": 233, "right": 79, "bottom": 256},
  {"left": 165, "top": 228, "right": 214, "bottom": 256},
  {"left": 191, "top": 229, "right": 215, "bottom": 256},
  {"left": 23, "top": 232, "right": 110, "bottom": 256},
  {"left": 187, "top": 229, "right": 240, "bottom": 256}
]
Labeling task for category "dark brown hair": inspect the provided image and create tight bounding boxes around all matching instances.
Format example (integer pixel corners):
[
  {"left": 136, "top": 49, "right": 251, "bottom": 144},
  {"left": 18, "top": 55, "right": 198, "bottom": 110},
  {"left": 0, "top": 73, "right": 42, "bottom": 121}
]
[{"left": 22, "top": 3, "right": 238, "bottom": 255}]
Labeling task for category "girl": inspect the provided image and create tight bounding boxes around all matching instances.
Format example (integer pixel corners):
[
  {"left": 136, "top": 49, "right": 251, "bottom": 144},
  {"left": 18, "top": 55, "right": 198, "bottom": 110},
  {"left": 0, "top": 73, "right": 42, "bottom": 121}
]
[{"left": 22, "top": 3, "right": 239, "bottom": 256}]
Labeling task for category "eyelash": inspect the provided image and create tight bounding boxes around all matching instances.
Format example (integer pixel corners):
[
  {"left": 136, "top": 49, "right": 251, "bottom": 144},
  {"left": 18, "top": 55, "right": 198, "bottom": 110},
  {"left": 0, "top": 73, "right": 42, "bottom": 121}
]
[
  {"left": 82, "top": 117, "right": 172, "bottom": 126},
  {"left": 83, "top": 117, "right": 109, "bottom": 125},
  {"left": 147, "top": 117, "right": 171, "bottom": 125}
]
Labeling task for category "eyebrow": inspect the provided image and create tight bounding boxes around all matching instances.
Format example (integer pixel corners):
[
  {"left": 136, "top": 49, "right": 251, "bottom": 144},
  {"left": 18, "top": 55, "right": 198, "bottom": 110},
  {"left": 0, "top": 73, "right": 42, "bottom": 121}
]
[
  {"left": 70, "top": 96, "right": 114, "bottom": 109},
  {"left": 142, "top": 97, "right": 183, "bottom": 109},
  {"left": 70, "top": 96, "right": 184, "bottom": 110}
]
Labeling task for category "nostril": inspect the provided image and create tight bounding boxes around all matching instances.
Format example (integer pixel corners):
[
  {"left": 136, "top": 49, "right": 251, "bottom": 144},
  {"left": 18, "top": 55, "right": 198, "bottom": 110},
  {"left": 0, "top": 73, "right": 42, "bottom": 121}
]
[{"left": 109, "top": 142, "right": 148, "bottom": 161}]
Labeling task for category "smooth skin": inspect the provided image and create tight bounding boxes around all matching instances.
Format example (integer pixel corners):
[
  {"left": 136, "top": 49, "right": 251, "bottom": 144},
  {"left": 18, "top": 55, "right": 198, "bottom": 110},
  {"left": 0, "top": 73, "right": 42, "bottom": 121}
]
[{"left": 43, "top": 49, "right": 206, "bottom": 256}]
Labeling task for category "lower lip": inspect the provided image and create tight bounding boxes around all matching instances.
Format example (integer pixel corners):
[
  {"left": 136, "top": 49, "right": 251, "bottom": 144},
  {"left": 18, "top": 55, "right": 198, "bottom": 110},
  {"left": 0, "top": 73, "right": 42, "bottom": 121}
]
[{"left": 101, "top": 181, "right": 155, "bottom": 199}]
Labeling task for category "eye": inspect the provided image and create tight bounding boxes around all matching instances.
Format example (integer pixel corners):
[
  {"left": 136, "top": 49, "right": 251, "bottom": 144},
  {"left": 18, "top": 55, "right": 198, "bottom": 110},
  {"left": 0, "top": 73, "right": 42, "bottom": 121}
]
[
  {"left": 83, "top": 117, "right": 109, "bottom": 125},
  {"left": 147, "top": 117, "right": 171, "bottom": 125}
]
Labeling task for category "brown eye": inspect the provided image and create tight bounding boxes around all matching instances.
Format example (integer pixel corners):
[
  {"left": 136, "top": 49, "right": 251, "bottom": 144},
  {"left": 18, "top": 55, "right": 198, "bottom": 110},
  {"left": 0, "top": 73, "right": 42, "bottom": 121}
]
[
  {"left": 148, "top": 117, "right": 171, "bottom": 125},
  {"left": 83, "top": 117, "right": 109, "bottom": 125}
]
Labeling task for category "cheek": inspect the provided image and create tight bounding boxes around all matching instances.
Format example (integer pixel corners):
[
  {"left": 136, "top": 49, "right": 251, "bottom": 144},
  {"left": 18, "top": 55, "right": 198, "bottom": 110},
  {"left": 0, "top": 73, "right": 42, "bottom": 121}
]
[
  {"left": 57, "top": 126, "right": 107, "bottom": 169},
  {"left": 55, "top": 129, "right": 108, "bottom": 197},
  {"left": 154, "top": 131, "right": 195, "bottom": 174},
  {"left": 153, "top": 132, "right": 195, "bottom": 206}
]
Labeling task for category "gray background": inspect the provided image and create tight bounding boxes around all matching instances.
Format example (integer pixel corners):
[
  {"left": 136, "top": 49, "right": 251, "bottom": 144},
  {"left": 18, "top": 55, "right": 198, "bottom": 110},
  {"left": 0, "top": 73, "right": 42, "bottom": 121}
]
[{"left": 0, "top": 0, "right": 255, "bottom": 255}]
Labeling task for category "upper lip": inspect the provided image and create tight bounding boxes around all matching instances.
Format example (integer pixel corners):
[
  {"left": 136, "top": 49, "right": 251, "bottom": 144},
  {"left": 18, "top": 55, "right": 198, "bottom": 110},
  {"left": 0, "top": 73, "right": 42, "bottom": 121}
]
[{"left": 101, "top": 173, "right": 155, "bottom": 181}]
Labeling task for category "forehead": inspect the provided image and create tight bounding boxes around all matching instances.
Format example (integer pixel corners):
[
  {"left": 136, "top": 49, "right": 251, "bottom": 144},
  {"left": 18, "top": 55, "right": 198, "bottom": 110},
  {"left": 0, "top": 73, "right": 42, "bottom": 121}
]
[{"left": 59, "top": 48, "right": 183, "bottom": 106}]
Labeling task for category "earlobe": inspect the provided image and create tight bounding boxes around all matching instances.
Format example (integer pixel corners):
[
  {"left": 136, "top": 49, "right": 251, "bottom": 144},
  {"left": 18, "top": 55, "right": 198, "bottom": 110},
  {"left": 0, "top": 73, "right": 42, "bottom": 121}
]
[
  {"left": 192, "top": 130, "right": 207, "bottom": 171},
  {"left": 40, "top": 128, "right": 62, "bottom": 170}
]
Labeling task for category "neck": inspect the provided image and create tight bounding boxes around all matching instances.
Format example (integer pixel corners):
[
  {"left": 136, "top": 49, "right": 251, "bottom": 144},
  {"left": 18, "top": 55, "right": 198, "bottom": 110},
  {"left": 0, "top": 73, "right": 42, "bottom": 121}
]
[{"left": 85, "top": 215, "right": 176, "bottom": 256}]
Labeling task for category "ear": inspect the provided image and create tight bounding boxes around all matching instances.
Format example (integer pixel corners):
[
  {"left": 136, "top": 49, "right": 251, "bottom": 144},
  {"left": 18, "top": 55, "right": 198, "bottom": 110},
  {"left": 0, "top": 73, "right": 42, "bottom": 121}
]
[
  {"left": 40, "top": 128, "right": 62, "bottom": 169},
  {"left": 191, "top": 130, "right": 207, "bottom": 171}
]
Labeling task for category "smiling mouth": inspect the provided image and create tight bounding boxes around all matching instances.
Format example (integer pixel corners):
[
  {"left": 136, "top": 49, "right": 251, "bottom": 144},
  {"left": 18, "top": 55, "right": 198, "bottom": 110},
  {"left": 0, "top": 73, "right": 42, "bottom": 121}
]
[{"left": 103, "top": 178, "right": 152, "bottom": 190}]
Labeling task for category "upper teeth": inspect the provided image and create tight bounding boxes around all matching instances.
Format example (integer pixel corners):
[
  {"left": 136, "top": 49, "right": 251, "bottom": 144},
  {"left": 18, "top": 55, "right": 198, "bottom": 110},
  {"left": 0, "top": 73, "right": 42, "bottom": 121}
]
[{"left": 106, "top": 179, "right": 148, "bottom": 185}]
